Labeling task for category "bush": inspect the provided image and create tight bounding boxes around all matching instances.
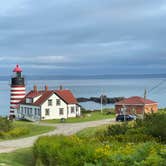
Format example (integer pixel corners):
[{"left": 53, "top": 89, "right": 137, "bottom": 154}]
[
  {"left": 7, "top": 127, "right": 30, "bottom": 137},
  {"left": 33, "top": 111, "right": 166, "bottom": 165},
  {"left": 33, "top": 135, "right": 166, "bottom": 166},
  {"left": 0, "top": 117, "right": 13, "bottom": 132},
  {"left": 104, "top": 123, "right": 129, "bottom": 136},
  {"left": 104, "top": 112, "right": 166, "bottom": 143},
  {"left": 33, "top": 135, "right": 96, "bottom": 166},
  {"left": 133, "top": 112, "right": 166, "bottom": 142},
  {"left": 142, "top": 113, "right": 166, "bottom": 142},
  {"left": 110, "top": 134, "right": 156, "bottom": 143},
  {"left": 0, "top": 127, "right": 30, "bottom": 139}
]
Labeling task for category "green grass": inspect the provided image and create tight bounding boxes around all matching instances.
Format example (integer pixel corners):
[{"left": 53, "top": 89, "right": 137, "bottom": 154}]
[
  {"left": 41, "top": 111, "right": 115, "bottom": 124},
  {"left": 0, "top": 121, "right": 55, "bottom": 141},
  {"left": 13, "top": 121, "right": 55, "bottom": 136},
  {"left": 0, "top": 148, "right": 33, "bottom": 166},
  {"left": 0, "top": 124, "right": 109, "bottom": 166},
  {"left": 76, "top": 124, "right": 108, "bottom": 138}
]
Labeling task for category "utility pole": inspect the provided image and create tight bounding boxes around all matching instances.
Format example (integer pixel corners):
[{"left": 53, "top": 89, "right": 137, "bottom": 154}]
[
  {"left": 143, "top": 89, "right": 147, "bottom": 120},
  {"left": 100, "top": 94, "right": 103, "bottom": 113},
  {"left": 122, "top": 105, "right": 126, "bottom": 121}
]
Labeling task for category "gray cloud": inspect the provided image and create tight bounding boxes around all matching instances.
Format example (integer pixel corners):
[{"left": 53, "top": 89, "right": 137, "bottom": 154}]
[{"left": 0, "top": 0, "right": 166, "bottom": 75}]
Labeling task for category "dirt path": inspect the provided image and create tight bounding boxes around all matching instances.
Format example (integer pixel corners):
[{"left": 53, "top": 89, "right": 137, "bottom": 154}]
[{"left": 0, "top": 118, "right": 115, "bottom": 153}]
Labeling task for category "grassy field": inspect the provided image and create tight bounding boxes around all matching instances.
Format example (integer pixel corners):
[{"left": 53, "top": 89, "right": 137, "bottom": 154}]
[
  {"left": 0, "top": 121, "right": 55, "bottom": 141},
  {"left": 76, "top": 124, "right": 108, "bottom": 138},
  {"left": 41, "top": 111, "right": 115, "bottom": 124},
  {"left": 0, "top": 148, "right": 33, "bottom": 166},
  {"left": 0, "top": 112, "right": 165, "bottom": 166},
  {"left": 14, "top": 121, "right": 55, "bottom": 135},
  {"left": 0, "top": 125, "right": 109, "bottom": 166}
]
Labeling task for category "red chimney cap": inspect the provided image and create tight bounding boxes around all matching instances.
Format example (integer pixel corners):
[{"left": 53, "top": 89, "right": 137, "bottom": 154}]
[{"left": 13, "top": 64, "right": 22, "bottom": 72}]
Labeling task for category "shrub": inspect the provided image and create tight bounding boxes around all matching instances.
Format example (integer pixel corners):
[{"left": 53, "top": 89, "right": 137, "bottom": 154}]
[
  {"left": 33, "top": 112, "right": 166, "bottom": 165},
  {"left": 33, "top": 135, "right": 96, "bottom": 166},
  {"left": 7, "top": 127, "right": 30, "bottom": 137},
  {"left": 0, "top": 127, "right": 30, "bottom": 139},
  {"left": 104, "top": 123, "right": 129, "bottom": 136},
  {"left": 104, "top": 112, "right": 166, "bottom": 143},
  {"left": 33, "top": 135, "right": 166, "bottom": 166},
  {"left": 142, "top": 113, "right": 166, "bottom": 142},
  {"left": 110, "top": 134, "right": 156, "bottom": 143},
  {"left": 0, "top": 117, "right": 13, "bottom": 132},
  {"left": 94, "top": 142, "right": 166, "bottom": 166}
]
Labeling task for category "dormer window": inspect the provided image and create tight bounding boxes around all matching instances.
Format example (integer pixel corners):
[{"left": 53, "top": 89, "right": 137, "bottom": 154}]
[
  {"left": 56, "top": 99, "right": 61, "bottom": 106},
  {"left": 48, "top": 99, "right": 52, "bottom": 106},
  {"left": 26, "top": 98, "right": 33, "bottom": 104}
]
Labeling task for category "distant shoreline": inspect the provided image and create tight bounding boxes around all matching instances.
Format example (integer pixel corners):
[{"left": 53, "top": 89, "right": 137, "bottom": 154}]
[
  {"left": 1, "top": 73, "right": 166, "bottom": 81},
  {"left": 77, "top": 97, "right": 124, "bottom": 104}
]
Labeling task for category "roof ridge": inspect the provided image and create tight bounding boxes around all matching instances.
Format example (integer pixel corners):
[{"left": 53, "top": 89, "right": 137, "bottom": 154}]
[
  {"left": 33, "top": 90, "right": 54, "bottom": 106},
  {"left": 115, "top": 96, "right": 157, "bottom": 105},
  {"left": 19, "top": 89, "right": 78, "bottom": 106}
]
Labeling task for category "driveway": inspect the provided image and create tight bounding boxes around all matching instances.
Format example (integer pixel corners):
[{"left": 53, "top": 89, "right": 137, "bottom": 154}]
[{"left": 0, "top": 118, "right": 115, "bottom": 153}]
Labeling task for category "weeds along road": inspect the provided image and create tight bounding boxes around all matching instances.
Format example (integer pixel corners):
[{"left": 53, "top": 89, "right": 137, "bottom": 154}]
[{"left": 0, "top": 118, "right": 115, "bottom": 153}]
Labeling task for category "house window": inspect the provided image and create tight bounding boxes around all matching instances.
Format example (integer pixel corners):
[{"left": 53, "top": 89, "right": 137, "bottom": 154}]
[
  {"left": 48, "top": 99, "right": 52, "bottom": 106},
  {"left": 26, "top": 98, "right": 33, "bottom": 104},
  {"left": 45, "top": 109, "right": 50, "bottom": 116},
  {"left": 24, "top": 107, "right": 27, "bottom": 114},
  {"left": 34, "top": 108, "right": 37, "bottom": 115},
  {"left": 56, "top": 99, "right": 61, "bottom": 106},
  {"left": 27, "top": 108, "right": 30, "bottom": 115},
  {"left": 59, "top": 108, "right": 64, "bottom": 115},
  {"left": 21, "top": 107, "right": 23, "bottom": 114},
  {"left": 71, "top": 106, "right": 75, "bottom": 113},
  {"left": 38, "top": 109, "right": 40, "bottom": 116},
  {"left": 30, "top": 108, "right": 32, "bottom": 114}
]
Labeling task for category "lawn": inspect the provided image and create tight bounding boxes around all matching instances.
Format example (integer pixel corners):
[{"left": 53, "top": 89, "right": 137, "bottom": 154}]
[
  {"left": 0, "top": 121, "right": 55, "bottom": 141},
  {"left": 0, "top": 148, "right": 33, "bottom": 166},
  {"left": 41, "top": 111, "right": 115, "bottom": 124}
]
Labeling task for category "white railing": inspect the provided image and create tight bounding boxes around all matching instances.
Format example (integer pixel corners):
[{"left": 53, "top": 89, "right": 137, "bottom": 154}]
[{"left": 16, "top": 113, "right": 41, "bottom": 122}]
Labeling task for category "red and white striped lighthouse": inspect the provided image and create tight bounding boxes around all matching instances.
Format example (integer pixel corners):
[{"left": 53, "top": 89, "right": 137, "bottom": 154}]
[{"left": 9, "top": 64, "right": 26, "bottom": 118}]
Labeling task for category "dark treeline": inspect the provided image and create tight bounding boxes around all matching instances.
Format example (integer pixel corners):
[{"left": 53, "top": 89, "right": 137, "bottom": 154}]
[{"left": 77, "top": 96, "right": 124, "bottom": 104}]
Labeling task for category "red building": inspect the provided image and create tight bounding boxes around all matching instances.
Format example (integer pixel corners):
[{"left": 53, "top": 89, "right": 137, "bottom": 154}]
[{"left": 115, "top": 96, "right": 158, "bottom": 115}]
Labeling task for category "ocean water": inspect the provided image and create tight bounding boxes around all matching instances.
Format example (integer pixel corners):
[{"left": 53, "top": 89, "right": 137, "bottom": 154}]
[{"left": 0, "top": 77, "right": 166, "bottom": 116}]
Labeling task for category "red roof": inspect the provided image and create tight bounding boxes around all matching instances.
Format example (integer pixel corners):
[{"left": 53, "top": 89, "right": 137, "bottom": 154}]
[
  {"left": 26, "top": 90, "right": 44, "bottom": 98},
  {"left": 33, "top": 91, "right": 54, "bottom": 106},
  {"left": 115, "top": 96, "right": 157, "bottom": 105},
  {"left": 13, "top": 64, "right": 22, "bottom": 72},
  {"left": 19, "top": 89, "right": 78, "bottom": 106},
  {"left": 55, "top": 90, "right": 78, "bottom": 104}
]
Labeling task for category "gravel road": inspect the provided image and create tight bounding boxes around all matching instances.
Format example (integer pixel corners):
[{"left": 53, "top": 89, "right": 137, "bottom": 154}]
[{"left": 0, "top": 118, "right": 115, "bottom": 153}]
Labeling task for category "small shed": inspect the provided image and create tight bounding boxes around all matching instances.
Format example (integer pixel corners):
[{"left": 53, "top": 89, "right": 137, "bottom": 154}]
[{"left": 115, "top": 96, "right": 158, "bottom": 115}]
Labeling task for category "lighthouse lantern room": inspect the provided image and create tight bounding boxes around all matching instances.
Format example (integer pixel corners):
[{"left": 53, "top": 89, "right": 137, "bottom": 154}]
[{"left": 9, "top": 65, "right": 26, "bottom": 119}]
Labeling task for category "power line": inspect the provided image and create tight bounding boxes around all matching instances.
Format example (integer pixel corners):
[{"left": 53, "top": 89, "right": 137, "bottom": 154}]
[{"left": 148, "top": 79, "right": 166, "bottom": 94}]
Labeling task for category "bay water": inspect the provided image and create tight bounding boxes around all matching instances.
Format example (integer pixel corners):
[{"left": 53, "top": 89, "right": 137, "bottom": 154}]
[{"left": 0, "top": 77, "right": 166, "bottom": 116}]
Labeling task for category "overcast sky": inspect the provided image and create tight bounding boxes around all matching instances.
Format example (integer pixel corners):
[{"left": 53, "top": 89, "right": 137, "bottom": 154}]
[{"left": 0, "top": 0, "right": 166, "bottom": 75}]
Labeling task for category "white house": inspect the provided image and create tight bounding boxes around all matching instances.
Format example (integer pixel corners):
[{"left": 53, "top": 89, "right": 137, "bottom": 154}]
[{"left": 17, "top": 85, "right": 81, "bottom": 121}]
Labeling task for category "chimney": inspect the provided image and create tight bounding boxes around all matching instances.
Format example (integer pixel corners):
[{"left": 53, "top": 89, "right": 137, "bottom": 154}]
[
  {"left": 59, "top": 85, "right": 63, "bottom": 90},
  {"left": 45, "top": 85, "right": 48, "bottom": 91},
  {"left": 33, "top": 85, "right": 37, "bottom": 92}
]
